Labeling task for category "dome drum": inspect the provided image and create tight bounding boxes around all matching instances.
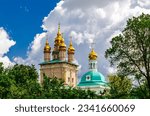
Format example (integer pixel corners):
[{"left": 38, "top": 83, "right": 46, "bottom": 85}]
[{"left": 44, "top": 49, "right": 51, "bottom": 53}]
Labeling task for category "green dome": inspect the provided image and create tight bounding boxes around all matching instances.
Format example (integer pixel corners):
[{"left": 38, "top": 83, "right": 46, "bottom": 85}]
[{"left": 78, "top": 71, "right": 107, "bottom": 87}]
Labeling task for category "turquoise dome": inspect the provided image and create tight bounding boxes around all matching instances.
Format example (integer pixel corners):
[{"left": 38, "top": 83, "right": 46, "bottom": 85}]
[{"left": 78, "top": 71, "right": 107, "bottom": 87}]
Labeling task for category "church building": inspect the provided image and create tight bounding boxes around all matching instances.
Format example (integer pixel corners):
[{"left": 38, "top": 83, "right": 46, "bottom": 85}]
[
  {"left": 78, "top": 48, "right": 109, "bottom": 94},
  {"left": 40, "top": 24, "right": 108, "bottom": 93},
  {"left": 39, "top": 24, "right": 78, "bottom": 87}
]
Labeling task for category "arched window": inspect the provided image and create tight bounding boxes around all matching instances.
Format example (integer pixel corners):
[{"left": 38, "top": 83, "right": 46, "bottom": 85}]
[
  {"left": 93, "top": 63, "right": 95, "bottom": 69},
  {"left": 72, "top": 78, "right": 74, "bottom": 83},
  {"left": 90, "top": 63, "right": 92, "bottom": 69},
  {"left": 68, "top": 77, "right": 70, "bottom": 82}
]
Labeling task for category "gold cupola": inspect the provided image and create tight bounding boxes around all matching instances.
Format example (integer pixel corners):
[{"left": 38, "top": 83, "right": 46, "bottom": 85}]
[
  {"left": 68, "top": 38, "right": 75, "bottom": 54},
  {"left": 44, "top": 39, "right": 51, "bottom": 53},
  {"left": 89, "top": 48, "right": 97, "bottom": 60},
  {"left": 59, "top": 33, "right": 66, "bottom": 51},
  {"left": 54, "top": 23, "right": 63, "bottom": 47}
]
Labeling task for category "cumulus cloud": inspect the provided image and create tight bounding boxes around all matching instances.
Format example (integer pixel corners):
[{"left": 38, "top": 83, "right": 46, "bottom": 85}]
[
  {"left": 137, "top": 0, "right": 150, "bottom": 8},
  {"left": 15, "top": 0, "right": 150, "bottom": 77},
  {"left": 14, "top": 32, "right": 47, "bottom": 67},
  {"left": 0, "top": 27, "right": 16, "bottom": 67}
]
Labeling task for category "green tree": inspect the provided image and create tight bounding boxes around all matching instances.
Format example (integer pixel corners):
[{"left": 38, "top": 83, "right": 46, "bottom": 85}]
[
  {"left": 130, "top": 82, "right": 149, "bottom": 99},
  {"left": 0, "top": 63, "right": 99, "bottom": 99},
  {"left": 8, "top": 64, "right": 42, "bottom": 98},
  {"left": 105, "top": 14, "right": 150, "bottom": 96},
  {"left": 108, "top": 75, "right": 132, "bottom": 98},
  {"left": 0, "top": 63, "right": 13, "bottom": 98},
  {"left": 41, "top": 75, "right": 99, "bottom": 99},
  {"left": 0, "top": 64, "right": 42, "bottom": 98}
]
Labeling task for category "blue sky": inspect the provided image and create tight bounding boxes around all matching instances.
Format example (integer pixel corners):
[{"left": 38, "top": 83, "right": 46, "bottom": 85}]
[
  {"left": 0, "top": 0, "right": 149, "bottom": 76},
  {"left": 0, "top": 0, "right": 59, "bottom": 59}
]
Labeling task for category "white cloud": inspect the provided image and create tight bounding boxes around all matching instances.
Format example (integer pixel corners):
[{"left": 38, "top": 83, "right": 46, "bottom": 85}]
[
  {"left": 108, "top": 67, "right": 117, "bottom": 74},
  {"left": 0, "top": 56, "right": 13, "bottom": 68},
  {"left": 137, "top": 0, "right": 150, "bottom": 8},
  {"left": 15, "top": 0, "right": 150, "bottom": 77},
  {"left": 14, "top": 32, "right": 47, "bottom": 67},
  {"left": 106, "top": 30, "right": 122, "bottom": 45},
  {"left": 0, "top": 27, "right": 16, "bottom": 56},
  {"left": 0, "top": 27, "right": 16, "bottom": 67}
]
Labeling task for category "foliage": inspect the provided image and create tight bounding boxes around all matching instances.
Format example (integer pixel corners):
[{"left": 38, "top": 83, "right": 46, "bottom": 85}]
[
  {"left": 105, "top": 13, "right": 150, "bottom": 96},
  {"left": 130, "top": 82, "right": 150, "bottom": 99},
  {"left": 0, "top": 64, "right": 41, "bottom": 98},
  {"left": 107, "top": 75, "right": 132, "bottom": 98},
  {"left": 41, "top": 75, "right": 100, "bottom": 99},
  {"left": 0, "top": 63, "right": 99, "bottom": 99}
]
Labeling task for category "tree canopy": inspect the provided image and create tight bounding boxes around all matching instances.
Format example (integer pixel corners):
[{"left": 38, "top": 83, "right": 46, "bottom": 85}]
[
  {"left": 0, "top": 63, "right": 99, "bottom": 99},
  {"left": 108, "top": 75, "right": 132, "bottom": 98},
  {"left": 105, "top": 13, "right": 150, "bottom": 97}
]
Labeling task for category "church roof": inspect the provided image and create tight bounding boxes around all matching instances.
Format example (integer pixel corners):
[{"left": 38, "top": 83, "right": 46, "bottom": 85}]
[
  {"left": 78, "top": 71, "right": 108, "bottom": 87},
  {"left": 39, "top": 59, "right": 78, "bottom": 66}
]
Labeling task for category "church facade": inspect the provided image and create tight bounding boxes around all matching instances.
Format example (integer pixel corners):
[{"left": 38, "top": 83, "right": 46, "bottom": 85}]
[{"left": 39, "top": 24, "right": 78, "bottom": 87}]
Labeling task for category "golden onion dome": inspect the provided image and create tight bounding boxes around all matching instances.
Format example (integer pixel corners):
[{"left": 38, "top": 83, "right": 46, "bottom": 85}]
[
  {"left": 54, "top": 23, "right": 63, "bottom": 46},
  {"left": 44, "top": 39, "right": 51, "bottom": 52},
  {"left": 59, "top": 38, "right": 66, "bottom": 50},
  {"left": 89, "top": 48, "right": 97, "bottom": 60},
  {"left": 60, "top": 38, "right": 66, "bottom": 47},
  {"left": 59, "top": 33, "right": 67, "bottom": 51},
  {"left": 68, "top": 40, "right": 75, "bottom": 54},
  {"left": 60, "top": 42, "right": 66, "bottom": 47},
  {"left": 59, "top": 42, "right": 66, "bottom": 51}
]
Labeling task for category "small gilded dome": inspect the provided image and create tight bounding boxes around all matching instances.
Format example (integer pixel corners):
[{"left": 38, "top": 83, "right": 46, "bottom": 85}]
[
  {"left": 44, "top": 39, "right": 51, "bottom": 52},
  {"left": 59, "top": 42, "right": 66, "bottom": 51},
  {"left": 68, "top": 40, "right": 75, "bottom": 54},
  {"left": 89, "top": 48, "right": 97, "bottom": 60},
  {"left": 54, "top": 23, "right": 63, "bottom": 46},
  {"left": 59, "top": 34, "right": 67, "bottom": 51},
  {"left": 60, "top": 42, "right": 66, "bottom": 47},
  {"left": 54, "top": 37, "right": 62, "bottom": 46}
]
